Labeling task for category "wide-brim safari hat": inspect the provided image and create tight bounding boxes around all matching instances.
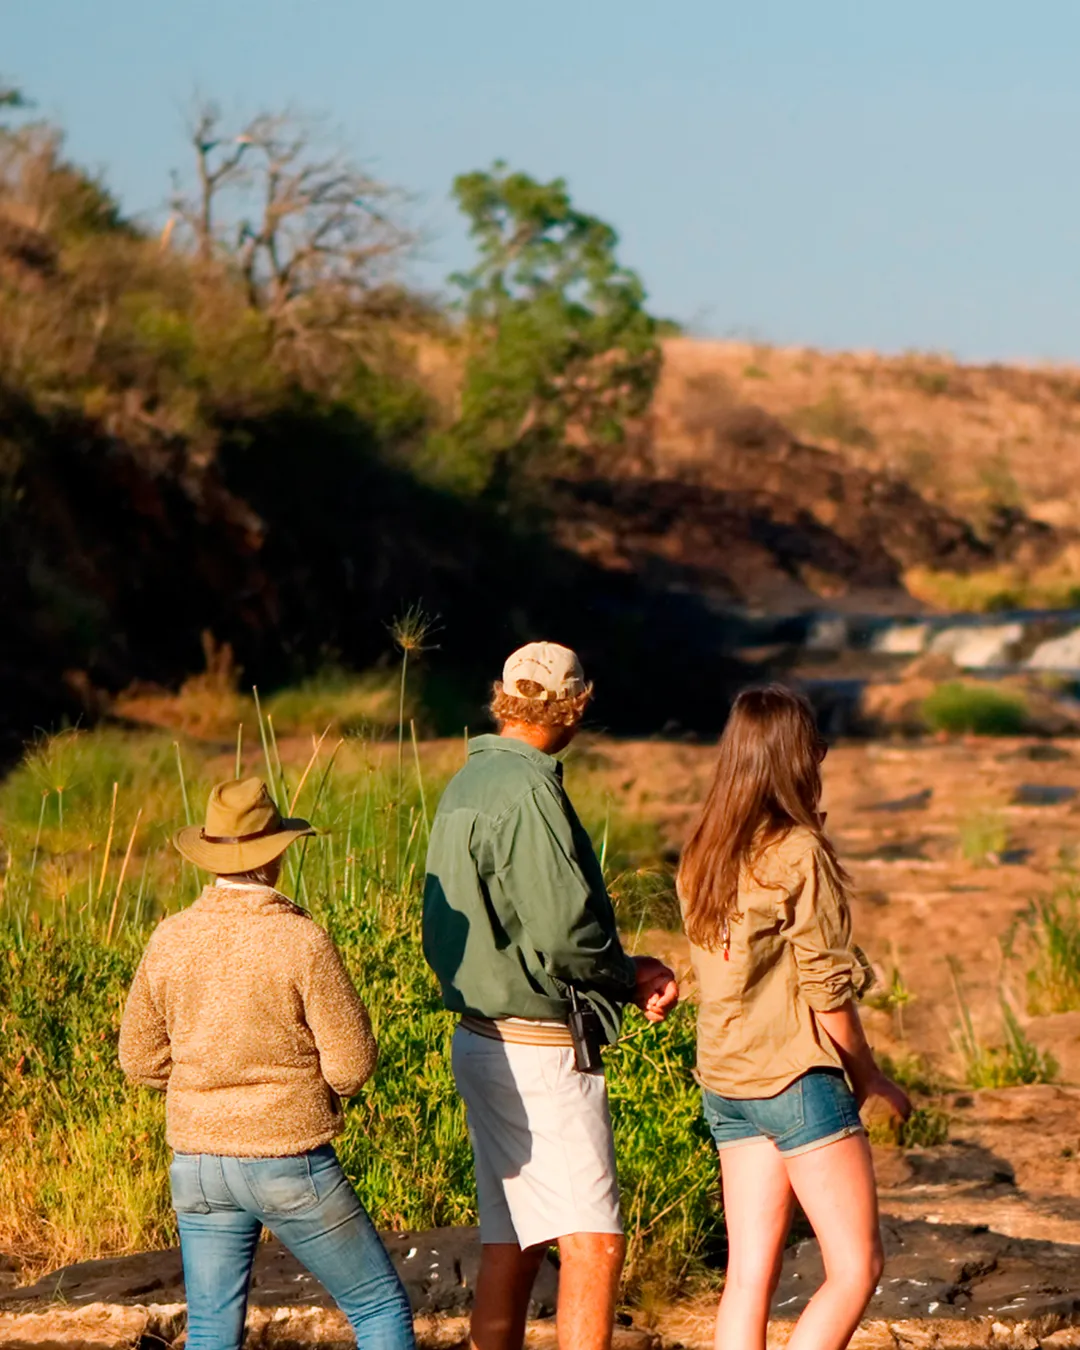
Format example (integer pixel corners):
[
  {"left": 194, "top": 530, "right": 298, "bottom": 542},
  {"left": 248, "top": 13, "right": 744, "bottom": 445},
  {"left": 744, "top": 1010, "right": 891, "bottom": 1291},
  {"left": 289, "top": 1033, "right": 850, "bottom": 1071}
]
[{"left": 174, "top": 777, "right": 316, "bottom": 874}]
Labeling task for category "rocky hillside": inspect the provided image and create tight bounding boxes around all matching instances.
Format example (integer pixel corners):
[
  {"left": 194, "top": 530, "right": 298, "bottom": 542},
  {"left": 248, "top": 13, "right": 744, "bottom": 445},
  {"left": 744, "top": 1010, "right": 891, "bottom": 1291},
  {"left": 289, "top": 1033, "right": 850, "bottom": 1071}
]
[{"left": 545, "top": 339, "right": 1067, "bottom": 613}]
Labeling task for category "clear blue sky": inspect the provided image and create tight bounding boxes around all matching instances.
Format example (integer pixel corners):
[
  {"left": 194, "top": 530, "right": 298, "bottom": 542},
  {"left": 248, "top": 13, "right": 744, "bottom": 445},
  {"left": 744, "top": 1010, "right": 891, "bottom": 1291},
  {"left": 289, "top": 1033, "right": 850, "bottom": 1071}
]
[{"left": 7, "top": 0, "right": 1080, "bottom": 360}]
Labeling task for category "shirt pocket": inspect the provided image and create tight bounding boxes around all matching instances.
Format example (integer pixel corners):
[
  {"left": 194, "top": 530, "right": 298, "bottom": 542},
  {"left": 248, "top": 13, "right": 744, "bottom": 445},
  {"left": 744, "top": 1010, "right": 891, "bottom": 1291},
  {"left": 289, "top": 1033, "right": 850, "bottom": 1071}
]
[
  {"left": 243, "top": 1153, "right": 319, "bottom": 1216},
  {"left": 169, "top": 1153, "right": 211, "bottom": 1214}
]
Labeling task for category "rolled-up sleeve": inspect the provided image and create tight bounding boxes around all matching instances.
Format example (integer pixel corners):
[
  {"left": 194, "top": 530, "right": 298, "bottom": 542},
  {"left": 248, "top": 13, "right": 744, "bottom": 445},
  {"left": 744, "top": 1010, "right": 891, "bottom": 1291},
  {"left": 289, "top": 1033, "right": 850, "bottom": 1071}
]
[{"left": 780, "top": 845, "right": 856, "bottom": 1012}]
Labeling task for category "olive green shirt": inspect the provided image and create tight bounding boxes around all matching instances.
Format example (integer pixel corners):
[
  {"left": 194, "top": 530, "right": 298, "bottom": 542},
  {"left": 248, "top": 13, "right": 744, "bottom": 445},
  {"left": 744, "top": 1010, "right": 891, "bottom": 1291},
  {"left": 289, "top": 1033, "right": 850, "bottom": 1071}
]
[
  {"left": 682, "top": 826, "right": 858, "bottom": 1098},
  {"left": 422, "top": 735, "right": 637, "bottom": 1043}
]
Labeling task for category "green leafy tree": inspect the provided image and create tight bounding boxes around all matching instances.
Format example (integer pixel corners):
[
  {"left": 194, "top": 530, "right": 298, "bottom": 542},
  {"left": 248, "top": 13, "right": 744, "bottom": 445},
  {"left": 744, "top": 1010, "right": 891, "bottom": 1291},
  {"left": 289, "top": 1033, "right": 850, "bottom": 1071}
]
[{"left": 439, "top": 162, "right": 661, "bottom": 494}]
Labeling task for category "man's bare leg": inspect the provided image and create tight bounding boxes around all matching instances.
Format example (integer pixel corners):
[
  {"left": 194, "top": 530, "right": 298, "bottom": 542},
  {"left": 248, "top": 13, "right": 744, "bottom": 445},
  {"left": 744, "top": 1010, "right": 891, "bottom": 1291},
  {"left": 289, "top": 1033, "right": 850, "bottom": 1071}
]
[
  {"left": 555, "top": 1231, "right": 626, "bottom": 1350},
  {"left": 470, "top": 1242, "right": 546, "bottom": 1350}
]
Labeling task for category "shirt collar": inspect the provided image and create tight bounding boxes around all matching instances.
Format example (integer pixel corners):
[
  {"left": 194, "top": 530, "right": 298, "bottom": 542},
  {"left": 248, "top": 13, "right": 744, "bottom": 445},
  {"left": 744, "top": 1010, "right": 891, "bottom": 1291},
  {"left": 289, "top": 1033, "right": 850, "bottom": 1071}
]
[
  {"left": 468, "top": 733, "right": 563, "bottom": 780},
  {"left": 196, "top": 882, "right": 304, "bottom": 915}
]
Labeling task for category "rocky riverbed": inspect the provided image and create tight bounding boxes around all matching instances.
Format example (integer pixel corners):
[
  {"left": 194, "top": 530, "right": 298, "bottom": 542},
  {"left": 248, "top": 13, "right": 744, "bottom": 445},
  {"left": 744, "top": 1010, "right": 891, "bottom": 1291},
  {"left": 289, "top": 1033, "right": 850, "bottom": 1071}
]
[{"left": 5, "top": 1207, "right": 1080, "bottom": 1348}]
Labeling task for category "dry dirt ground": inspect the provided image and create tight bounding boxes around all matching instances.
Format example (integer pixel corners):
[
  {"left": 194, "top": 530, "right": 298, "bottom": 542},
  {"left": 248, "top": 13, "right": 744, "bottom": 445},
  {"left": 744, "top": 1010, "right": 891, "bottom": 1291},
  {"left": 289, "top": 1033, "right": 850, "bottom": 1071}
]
[{"left": 573, "top": 733, "right": 1080, "bottom": 1252}]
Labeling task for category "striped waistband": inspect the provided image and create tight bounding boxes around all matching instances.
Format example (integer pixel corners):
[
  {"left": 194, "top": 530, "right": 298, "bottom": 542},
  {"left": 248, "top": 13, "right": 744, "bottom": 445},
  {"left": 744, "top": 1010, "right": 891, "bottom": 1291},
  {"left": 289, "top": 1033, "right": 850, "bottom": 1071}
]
[{"left": 459, "top": 1014, "right": 575, "bottom": 1048}]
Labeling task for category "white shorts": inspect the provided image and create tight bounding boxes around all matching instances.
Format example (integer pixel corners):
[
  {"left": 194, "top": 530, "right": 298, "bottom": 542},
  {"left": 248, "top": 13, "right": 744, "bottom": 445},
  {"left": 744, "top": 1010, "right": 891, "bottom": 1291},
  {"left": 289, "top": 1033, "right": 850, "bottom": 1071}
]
[{"left": 451, "top": 1024, "right": 623, "bottom": 1249}]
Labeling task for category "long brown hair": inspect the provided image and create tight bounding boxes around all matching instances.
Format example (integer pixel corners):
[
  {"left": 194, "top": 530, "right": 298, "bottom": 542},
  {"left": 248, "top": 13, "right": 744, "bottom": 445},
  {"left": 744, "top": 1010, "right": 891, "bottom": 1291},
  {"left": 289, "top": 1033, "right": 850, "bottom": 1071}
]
[{"left": 678, "top": 685, "right": 848, "bottom": 949}]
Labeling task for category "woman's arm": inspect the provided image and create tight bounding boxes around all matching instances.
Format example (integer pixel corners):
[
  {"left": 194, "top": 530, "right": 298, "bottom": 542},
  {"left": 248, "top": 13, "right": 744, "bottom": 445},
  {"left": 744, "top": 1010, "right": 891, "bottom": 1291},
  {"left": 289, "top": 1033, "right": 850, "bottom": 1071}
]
[
  {"left": 816, "top": 1000, "right": 911, "bottom": 1119},
  {"left": 781, "top": 842, "right": 911, "bottom": 1119}
]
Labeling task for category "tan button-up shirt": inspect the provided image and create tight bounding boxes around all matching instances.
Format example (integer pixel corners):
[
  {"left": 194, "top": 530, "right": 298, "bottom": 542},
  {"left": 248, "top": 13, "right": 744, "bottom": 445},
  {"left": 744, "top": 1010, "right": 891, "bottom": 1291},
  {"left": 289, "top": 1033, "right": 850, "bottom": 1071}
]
[{"left": 682, "top": 827, "right": 857, "bottom": 1099}]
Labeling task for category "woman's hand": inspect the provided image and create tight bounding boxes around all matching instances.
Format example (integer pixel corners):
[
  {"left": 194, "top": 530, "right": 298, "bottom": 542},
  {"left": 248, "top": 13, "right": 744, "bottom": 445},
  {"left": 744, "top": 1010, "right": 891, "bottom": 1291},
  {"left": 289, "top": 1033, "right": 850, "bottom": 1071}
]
[
  {"left": 855, "top": 1069, "right": 912, "bottom": 1121},
  {"left": 814, "top": 1001, "right": 912, "bottom": 1121}
]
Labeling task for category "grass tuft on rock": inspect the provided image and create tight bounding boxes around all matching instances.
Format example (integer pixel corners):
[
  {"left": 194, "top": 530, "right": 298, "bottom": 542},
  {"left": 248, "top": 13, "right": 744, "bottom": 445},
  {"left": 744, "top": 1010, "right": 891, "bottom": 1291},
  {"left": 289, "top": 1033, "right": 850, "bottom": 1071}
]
[{"left": 923, "top": 681, "right": 1027, "bottom": 736}]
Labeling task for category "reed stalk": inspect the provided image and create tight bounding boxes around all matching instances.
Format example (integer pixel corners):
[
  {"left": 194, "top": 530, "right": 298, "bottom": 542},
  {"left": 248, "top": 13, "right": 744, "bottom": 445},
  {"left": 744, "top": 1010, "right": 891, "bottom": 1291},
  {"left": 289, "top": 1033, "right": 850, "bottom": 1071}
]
[
  {"left": 266, "top": 713, "right": 289, "bottom": 807},
  {"left": 57, "top": 785, "right": 68, "bottom": 902},
  {"left": 289, "top": 725, "right": 332, "bottom": 814},
  {"left": 29, "top": 790, "right": 48, "bottom": 886},
  {"left": 292, "top": 739, "right": 343, "bottom": 892},
  {"left": 105, "top": 809, "right": 142, "bottom": 945},
  {"left": 97, "top": 782, "right": 119, "bottom": 899},
  {"left": 252, "top": 687, "right": 274, "bottom": 787},
  {"left": 173, "top": 743, "right": 192, "bottom": 826},
  {"left": 410, "top": 719, "right": 429, "bottom": 838}
]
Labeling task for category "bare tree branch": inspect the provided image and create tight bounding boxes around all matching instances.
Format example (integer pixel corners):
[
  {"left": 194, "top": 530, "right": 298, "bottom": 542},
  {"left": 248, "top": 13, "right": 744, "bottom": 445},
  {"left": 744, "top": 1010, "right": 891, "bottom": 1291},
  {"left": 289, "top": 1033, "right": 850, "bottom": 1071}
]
[{"left": 170, "top": 101, "right": 412, "bottom": 357}]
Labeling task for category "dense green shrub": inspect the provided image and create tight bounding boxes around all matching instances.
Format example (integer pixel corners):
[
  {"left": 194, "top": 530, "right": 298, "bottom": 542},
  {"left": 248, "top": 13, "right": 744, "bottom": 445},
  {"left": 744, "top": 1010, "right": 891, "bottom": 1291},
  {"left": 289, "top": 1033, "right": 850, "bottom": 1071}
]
[{"left": 922, "top": 681, "right": 1027, "bottom": 736}]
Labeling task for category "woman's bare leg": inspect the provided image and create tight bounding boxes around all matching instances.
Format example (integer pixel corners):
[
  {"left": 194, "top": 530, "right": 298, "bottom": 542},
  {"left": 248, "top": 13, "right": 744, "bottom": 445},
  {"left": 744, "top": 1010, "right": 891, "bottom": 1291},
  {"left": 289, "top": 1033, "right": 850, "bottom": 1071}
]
[
  {"left": 713, "top": 1141, "right": 795, "bottom": 1350},
  {"left": 784, "top": 1133, "right": 883, "bottom": 1350}
]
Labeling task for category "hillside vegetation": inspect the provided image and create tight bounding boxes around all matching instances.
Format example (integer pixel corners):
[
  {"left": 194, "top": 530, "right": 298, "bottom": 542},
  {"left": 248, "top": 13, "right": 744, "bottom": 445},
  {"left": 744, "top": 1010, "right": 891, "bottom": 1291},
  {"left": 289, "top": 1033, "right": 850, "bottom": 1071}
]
[
  {"left": 0, "top": 95, "right": 727, "bottom": 748},
  {"left": 2, "top": 86, "right": 1076, "bottom": 754}
]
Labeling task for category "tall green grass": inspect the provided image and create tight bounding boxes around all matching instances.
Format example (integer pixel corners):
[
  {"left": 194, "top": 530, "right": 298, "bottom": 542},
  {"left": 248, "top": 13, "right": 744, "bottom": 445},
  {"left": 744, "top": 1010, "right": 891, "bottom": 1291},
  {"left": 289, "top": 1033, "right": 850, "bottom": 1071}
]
[
  {"left": 0, "top": 716, "right": 715, "bottom": 1293},
  {"left": 949, "top": 961, "right": 1057, "bottom": 1089},
  {"left": 1026, "top": 884, "right": 1080, "bottom": 1015}
]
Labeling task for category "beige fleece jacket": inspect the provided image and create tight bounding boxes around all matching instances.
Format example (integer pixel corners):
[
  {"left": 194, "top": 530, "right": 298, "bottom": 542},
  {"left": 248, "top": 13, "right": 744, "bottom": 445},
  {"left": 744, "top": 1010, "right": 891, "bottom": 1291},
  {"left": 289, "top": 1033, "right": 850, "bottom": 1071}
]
[{"left": 119, "top": 883, "right": 377, "bottom": 1156}]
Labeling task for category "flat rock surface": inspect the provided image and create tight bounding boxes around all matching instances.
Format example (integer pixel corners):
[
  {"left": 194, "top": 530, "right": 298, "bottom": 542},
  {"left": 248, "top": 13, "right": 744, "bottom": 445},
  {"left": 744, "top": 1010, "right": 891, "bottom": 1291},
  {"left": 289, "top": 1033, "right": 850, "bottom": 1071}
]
[
  {"left": 777, "top": 1217, "right": 1080, "bottom": 1322},
  {"left": 0, "top": 1227, "right": 557, "bottom": 1320}
]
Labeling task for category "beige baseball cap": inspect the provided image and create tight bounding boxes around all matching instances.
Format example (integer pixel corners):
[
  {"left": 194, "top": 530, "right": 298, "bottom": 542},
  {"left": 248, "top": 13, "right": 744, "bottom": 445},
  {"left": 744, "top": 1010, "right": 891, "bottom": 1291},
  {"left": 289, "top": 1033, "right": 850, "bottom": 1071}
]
[{"left": 502, "top": 642, "right": 587, "bottom": 702}]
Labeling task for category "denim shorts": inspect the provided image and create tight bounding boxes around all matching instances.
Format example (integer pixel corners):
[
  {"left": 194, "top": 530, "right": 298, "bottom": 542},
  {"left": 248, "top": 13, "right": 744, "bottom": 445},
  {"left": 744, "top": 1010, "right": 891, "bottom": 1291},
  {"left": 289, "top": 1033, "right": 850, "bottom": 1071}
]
[{"left": 702, "top": 1068, "right": 863, "bottom": 1157}]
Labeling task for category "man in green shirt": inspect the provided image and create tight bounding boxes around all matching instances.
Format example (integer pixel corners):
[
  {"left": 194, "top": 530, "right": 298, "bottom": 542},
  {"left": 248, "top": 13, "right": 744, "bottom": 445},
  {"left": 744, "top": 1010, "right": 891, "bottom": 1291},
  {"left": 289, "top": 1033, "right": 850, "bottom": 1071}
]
[{"left": 423, "top": 642, "right": 678, "bottom": 1350}]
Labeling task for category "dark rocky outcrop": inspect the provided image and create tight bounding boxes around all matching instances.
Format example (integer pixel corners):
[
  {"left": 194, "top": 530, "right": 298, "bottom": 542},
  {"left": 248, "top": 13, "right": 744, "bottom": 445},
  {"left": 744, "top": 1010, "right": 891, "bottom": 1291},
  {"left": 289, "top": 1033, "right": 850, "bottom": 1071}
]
[{"left": 0, "top": 1227, "right": 557, "bottom": 1319}]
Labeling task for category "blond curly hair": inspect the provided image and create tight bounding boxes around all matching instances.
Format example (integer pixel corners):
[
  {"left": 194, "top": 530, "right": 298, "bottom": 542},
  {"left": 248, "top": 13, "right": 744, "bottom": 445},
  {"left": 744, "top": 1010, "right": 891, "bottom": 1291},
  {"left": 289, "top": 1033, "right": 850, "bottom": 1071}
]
[{"left": 490, "top": 679, "right": 594, "bottom": 729}]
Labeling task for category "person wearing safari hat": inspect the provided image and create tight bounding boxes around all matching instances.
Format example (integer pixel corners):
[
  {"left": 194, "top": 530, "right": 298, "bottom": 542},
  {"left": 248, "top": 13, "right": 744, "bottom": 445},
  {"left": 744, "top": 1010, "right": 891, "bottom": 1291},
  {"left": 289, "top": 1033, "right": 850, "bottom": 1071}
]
[
  {"left": 119, "top": 777, "right": 414, "bottom": 1350},
  {"left": 422, "top": 643, "right": 680, "bottom": 1350}
]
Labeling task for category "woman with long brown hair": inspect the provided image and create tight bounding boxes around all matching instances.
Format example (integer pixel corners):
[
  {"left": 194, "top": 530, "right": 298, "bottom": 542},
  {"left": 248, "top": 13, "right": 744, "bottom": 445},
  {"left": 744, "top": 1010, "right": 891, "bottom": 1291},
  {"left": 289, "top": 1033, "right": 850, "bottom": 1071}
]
[{"left": 678, "top": 686, "right": 909, "bottom": 1350}]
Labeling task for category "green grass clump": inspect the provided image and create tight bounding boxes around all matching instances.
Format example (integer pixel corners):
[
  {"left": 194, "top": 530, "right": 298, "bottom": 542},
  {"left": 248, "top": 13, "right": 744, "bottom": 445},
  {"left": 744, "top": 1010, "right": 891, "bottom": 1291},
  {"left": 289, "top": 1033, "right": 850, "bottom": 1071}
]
[
  {"left": 905, "top": 564, "right": 1080, "bottom": 615},
  {"left": 865, "top": 966, "right": 917, "bottom": 1039},
  {"left": 795, "top": 387, "right": 876, "bottom": 450},
  {"left": 866, "top": 1106, "right": 950, "bottom": 1149},
  {"left": 922, "top": 682, "right": 1027, "bottom": 737},
  {"left": 266, "top": 668, "right": 404, "bottom": 738},
  {"left": 1026, "top": 886, "right": 1080, "bottom": 1015},
  {"left": 875, "top": 1050, "right": 940, "bottom": 1097},
  {"left": 897, "top": 1107, "right": 950, "bottom": 1148},
  {"left": 957, "top": 807, "right": 1009, "bottom": 866},
  {"left": 912, "top": 370, "right": 951, "bottom": 397},
  {"left": 866, "top": 1052, "right": 949, "bottom": 1149},
  {"left": 950, "top": 964, "right": 1057, "bottom": 1089}
]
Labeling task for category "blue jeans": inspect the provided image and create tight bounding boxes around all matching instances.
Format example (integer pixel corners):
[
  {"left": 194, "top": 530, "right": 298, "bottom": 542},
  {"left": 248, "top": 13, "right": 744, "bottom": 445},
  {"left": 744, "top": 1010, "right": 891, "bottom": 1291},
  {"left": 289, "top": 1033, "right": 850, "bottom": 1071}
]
[
  {"left": 170, "top": 1144, "right": 414, "bottom": 1350},
  {"left": 702, "top": 1068, "right": 864, "bottom": 1156}
]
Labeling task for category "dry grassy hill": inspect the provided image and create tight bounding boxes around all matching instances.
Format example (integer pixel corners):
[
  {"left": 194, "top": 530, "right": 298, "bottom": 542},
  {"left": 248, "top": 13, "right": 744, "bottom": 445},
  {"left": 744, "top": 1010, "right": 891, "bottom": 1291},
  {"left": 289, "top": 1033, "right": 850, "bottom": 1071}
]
[{"left": 655, "top": 339, "right": 1080, "bottom": 531}]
